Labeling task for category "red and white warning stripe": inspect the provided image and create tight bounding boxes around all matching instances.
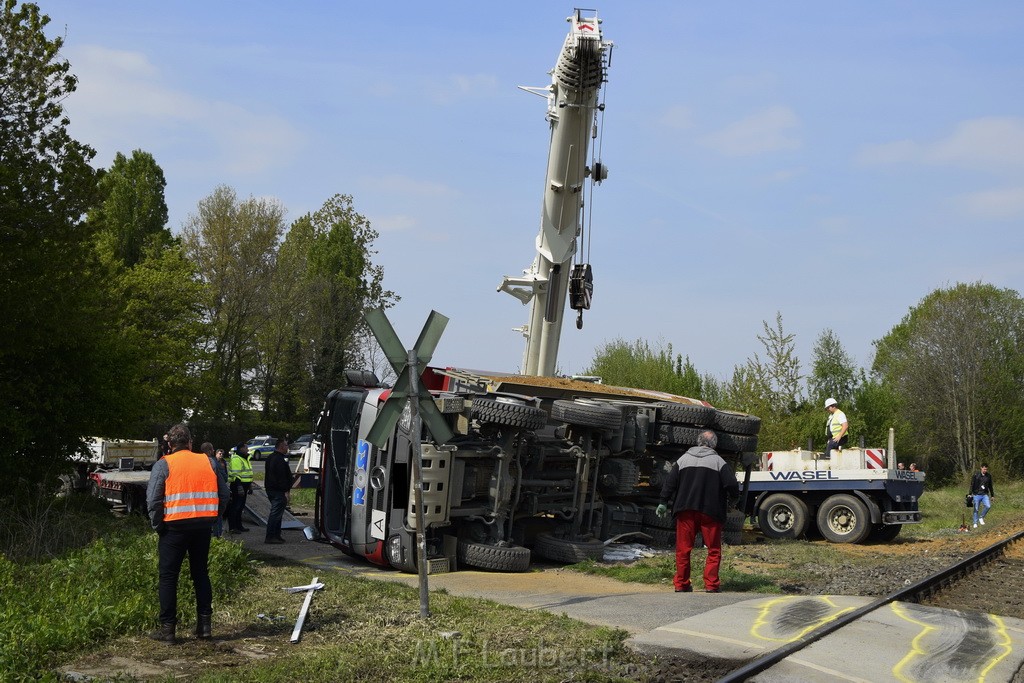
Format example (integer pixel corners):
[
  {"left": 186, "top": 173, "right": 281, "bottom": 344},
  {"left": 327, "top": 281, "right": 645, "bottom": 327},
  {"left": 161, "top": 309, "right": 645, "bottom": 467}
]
[
  {"left": 865, "top": 449, "right": 886, "bottom": 469},
  {"left": 764, "top": 452, "right": 774, "bottom": 471}
]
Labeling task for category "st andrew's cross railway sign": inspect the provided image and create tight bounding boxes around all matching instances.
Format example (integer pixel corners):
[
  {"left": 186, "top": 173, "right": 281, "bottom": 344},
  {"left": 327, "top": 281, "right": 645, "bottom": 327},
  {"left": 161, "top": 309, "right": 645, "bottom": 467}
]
[{"left": 364, "top": 308, "right": 454, "bottom": 448}]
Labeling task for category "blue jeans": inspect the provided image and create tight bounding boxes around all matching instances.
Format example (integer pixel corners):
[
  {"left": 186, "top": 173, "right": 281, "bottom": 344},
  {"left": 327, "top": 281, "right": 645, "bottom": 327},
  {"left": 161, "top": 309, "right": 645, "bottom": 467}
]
[
  {"left": 973, "top": 495, "right": 991, "bottom": 524},
  {"left": 266, "top": 490, "right": 287, "bottom": 541}
]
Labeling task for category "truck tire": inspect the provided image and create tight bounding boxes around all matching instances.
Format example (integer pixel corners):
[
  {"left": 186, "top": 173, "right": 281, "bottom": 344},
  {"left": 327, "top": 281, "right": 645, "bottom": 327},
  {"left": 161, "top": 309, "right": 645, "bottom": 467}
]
[
  {"left": 656, "top": 424, "right": 701, "bottom": 447},
  {"left": 471, "top": 397, "right": 547, "bottom": 431},
  {"left": 655, "top": 402, "right": 714, "bottom": 426},
  {"left": 869, "top": 524, "right": 902, "bottom": 542},
  {"left": 643, "top": 526, "right": 702, "bottom": 549},
  {"left": 713, "top": 410, "right": 761, "bottom": 435},
  {"left": 642, "top": 506, "right": 675, "bottom": 529},
  {"left": 643, "top": 526, "right": 675, "bottom": 548},
  {"left": 532, "top": 532, "right": 606, "bottom": 563},
  {"left": 599, "top": 458, "right": 640, "bottom": 496},
  {"left": 551, "top": 400, "right": 623, "bottom": 430},
  {"left": 714, "top": 431, "right": 758, "bottom": 453},
  {"left": 757, "top": 493, "right": 809, "bottom": 540},
  {"left": 457, "top": 541, "right": 532, "bottom": 572},
  {"left": 724, "top": 509, "right": 745, "bottom": 545},
  {"left": 816, "top": 494, "right": 871, "bottom": 544}
]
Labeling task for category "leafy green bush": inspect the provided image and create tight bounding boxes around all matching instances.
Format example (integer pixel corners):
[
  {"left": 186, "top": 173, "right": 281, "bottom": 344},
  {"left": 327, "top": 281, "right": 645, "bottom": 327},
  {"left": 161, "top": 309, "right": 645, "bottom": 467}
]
[{"left": 0, "top": 524, "right": 253, "bottom": 679}]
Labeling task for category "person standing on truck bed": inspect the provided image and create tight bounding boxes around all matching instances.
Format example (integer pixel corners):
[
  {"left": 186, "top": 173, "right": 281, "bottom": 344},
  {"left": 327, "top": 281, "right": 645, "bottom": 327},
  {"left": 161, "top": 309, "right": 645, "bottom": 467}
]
[
  {"left": 824, "top": 398, "right": 849, "bottom": 459},
  {"left": 656, "top": 429, "right": 739, "bottom": 594},
  {"left": 970, "top": 463, "right": 995, "bottom": 529},
  {"left": 146, "top": 424, "right": 228, "bottom": 643},
  {"left": 263, "top": 437, "right": 291, "bottom": 544},
  {"left": 227, "top": 443, "right": 254, "bottom": 533}
]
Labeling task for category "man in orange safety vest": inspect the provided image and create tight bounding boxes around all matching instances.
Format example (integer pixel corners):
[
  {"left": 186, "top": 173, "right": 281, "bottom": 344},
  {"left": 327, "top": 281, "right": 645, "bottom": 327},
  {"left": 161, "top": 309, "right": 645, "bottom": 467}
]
[{"left": 146, "top": 423, "right": 229, "bottom": 643}]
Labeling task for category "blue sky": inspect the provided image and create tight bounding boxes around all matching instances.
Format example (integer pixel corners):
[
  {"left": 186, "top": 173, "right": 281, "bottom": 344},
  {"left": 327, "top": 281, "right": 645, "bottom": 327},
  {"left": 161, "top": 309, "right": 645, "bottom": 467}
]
[{"left": 42, "top": 1, "right": 1024, "bottom": 385}]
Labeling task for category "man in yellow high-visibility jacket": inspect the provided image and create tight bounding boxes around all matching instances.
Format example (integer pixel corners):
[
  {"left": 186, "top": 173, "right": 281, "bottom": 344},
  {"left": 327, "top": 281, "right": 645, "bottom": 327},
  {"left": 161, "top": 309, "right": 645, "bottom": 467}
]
[
  {"left": 824, "top": 397, "right": 849, "bottom": 459},
  {"left": 146, "top": 424, "right": 228, "bottom": 643},
  {"left": 227, "top": 442, "right": 254, "bottom": 533}
]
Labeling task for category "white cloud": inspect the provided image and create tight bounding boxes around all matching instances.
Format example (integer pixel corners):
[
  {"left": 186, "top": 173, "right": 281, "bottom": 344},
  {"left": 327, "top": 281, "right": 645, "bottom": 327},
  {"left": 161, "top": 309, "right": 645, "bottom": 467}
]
[
  {"left": 958, "top": 185, "right": 1024, "bottom": 219},
  {"left": 858, "top": 117, "right": 1024, "bottom": 170},
  {"left": 928, "top": 118, "right": 1024, "bottom": 168},
  {"left": 372, "top": 214, "right": 417, "bottom": 232},
  {"left": 430, "top": 73, "right": 499, "bottom": 104},
  {"left": 700, "top": 105, "right": 801, "bottom": 156},
  {"left": 64, "top": 45, "right": 304, "bottom": 173},
  {"left": 659, "top": 105, "right": 694, "bottom": 130}
]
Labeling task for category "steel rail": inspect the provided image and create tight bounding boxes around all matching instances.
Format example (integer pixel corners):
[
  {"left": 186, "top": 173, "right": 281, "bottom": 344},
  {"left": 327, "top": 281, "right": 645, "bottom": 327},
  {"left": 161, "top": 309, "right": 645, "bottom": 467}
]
[{"left": 717, "top": 529, "right": 1024, "bottom": 683}]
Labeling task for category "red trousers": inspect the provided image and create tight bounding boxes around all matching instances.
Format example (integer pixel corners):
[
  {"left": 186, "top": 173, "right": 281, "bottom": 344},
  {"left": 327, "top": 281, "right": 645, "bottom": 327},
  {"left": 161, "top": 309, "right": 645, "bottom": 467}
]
[{"left": 674, "top": 509, "right": 723, "bottom": 591}]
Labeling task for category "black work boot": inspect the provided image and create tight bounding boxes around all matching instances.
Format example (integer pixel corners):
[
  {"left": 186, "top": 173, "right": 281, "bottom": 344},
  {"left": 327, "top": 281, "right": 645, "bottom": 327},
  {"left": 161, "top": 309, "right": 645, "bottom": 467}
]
[
  {"left": 149, "top": 622, "right": 176, "bottom": 643},
  {"left": 195, "top": 613, "right": 213, "bottom": 639}
]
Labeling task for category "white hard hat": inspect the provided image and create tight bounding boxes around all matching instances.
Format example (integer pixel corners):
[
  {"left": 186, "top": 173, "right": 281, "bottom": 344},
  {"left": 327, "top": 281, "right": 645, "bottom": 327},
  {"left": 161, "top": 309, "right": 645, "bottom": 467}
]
[{"left": 824, "top": 398, "right": 838, "bottom": 408}]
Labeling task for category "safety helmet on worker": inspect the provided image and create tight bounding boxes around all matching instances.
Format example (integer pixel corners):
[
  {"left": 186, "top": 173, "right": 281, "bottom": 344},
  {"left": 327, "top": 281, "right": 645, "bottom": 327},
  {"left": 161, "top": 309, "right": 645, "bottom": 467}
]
[{"left": 824, "top": 398, "right": 838, "bottom": 408}]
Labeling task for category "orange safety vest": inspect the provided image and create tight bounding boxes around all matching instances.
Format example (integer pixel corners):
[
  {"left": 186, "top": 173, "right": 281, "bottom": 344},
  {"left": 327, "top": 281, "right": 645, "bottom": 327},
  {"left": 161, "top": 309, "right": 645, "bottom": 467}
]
[{"left": 163, "top": 449, "right": 220, "bottom": 523}]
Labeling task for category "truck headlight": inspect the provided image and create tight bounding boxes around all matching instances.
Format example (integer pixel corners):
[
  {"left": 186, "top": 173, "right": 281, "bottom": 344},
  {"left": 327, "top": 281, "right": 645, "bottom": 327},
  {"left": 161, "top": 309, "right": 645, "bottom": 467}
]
[{"left": 387, "top": 535, "right": 403, "bottom": 565}]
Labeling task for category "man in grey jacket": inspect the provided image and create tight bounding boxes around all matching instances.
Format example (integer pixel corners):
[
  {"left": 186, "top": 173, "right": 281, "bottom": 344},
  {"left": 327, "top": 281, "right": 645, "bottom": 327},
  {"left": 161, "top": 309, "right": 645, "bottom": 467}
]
[{"left": 657, "top": 430, "right": 739, "bottom": 593}]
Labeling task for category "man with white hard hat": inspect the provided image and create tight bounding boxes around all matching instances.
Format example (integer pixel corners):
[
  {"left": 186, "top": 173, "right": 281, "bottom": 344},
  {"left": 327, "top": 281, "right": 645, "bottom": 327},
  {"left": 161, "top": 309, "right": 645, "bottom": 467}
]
[{"left": 824, "top": 398, "right": 849, "bottom": 459}]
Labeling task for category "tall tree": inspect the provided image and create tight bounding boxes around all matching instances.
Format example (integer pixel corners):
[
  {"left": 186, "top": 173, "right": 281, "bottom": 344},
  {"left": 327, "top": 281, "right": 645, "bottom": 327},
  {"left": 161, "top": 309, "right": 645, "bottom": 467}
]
[
  {"left": 808, "top": 328, "right": 857, "bottom": 407},
  {"left": 585, "top": 338, "right": 703, "bottom": 397},
  {"left": 873, "top": 282, "right": 1024, "bottom": 479},
  {"left": 747, "top": 312, "right": 803, "bottom": 415},
  {"left": 183, "top": 186, "right": 285, "bottom": 418},
  {"left": 0, "top": 0, "right": 121, "bottom": 489},
  {"left": 89, "top": 149, "right": 170, "bottom": 267},
  {"left": 293, "top": 194, "right": 397, "bottom": 414}
]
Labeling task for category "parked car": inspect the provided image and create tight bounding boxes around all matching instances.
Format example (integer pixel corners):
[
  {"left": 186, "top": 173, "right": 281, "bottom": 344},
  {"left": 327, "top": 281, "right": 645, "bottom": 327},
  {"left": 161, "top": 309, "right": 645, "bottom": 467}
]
[
  {"left": 231, "top": 435, "right": 276, "bottom": 461},
  {"left": 288, "top": 434, "right": 313, "bottom": 458}
]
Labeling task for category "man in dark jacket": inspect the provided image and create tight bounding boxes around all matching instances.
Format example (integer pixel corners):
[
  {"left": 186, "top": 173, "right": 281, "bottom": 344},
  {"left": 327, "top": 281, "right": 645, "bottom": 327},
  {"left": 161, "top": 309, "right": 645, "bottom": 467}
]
[
  {"left": 263, "top": 437, "right": 292, "bottom": 544},
  {"left": 146, "top": 424, "right": 229, "bottom": 643},
  {"left": 657, "top": 430, "right": 739, "bottom": 593},
  {"left": 969, "top": 463, "right": 995, "bottom": 528}
]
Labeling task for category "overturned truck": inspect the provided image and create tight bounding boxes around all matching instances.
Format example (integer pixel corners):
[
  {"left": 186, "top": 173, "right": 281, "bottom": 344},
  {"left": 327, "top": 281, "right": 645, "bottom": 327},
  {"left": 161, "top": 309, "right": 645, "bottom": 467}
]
[{"left": 312, "top": 368, "right": 760, "bottom": 573}]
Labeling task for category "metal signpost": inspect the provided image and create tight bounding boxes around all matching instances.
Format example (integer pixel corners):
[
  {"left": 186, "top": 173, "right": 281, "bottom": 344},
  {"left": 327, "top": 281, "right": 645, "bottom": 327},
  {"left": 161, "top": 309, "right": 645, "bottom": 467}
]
[{"left": 364, "top": 308, "right": 452, "bottom": 618}]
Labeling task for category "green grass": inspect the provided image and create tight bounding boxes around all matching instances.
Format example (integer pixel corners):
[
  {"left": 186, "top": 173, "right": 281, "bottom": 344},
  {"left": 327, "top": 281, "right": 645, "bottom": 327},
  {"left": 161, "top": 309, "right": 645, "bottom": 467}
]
[
  {"left": 3, "top": 499, "right": 645, "bottom": 682},
  {"left": 0, "top": 520, "right": 252, "bottom": 679}
]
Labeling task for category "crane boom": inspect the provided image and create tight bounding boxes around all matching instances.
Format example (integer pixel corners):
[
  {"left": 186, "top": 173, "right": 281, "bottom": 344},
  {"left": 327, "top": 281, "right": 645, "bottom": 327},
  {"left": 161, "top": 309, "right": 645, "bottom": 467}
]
[{"left": 498, "top": 10, "right": 611, "bottom": 377}]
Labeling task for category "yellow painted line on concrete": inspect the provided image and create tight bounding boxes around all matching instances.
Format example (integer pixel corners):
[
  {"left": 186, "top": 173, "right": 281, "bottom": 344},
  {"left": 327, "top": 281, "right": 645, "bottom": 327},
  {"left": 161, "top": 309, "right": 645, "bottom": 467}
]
[
  {"left": 890, "top": 603, "right": 1012, "bottom": 683},
  {"left": 750, "top": 595, "right": 857, "bottom": 643},
  {"left": 657, "top": 626, "right": 769, "bottom": 650},
  {"left": 784, "top": 656, "right": 875, "bottom": 683}
]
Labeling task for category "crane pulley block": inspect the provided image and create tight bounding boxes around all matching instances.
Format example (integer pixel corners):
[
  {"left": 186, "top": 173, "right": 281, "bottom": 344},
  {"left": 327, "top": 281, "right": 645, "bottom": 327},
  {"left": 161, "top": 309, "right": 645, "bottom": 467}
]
[{"left": 569, "top": 263, "right": 593, "bottom": 312}]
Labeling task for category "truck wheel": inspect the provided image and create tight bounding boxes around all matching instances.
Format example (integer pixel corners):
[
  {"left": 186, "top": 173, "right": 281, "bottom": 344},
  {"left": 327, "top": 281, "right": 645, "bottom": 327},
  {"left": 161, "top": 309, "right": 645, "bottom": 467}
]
[
  {"left": 869, "top": 524, "right": 902, "bottom": 542},
  {"left": 714, "top": 431, "right": 758, "bottom": 454},
  {"left": 757, "top": 494, "right": 809, "bottom": 540},
  {"left": 551, "top": 400, "right": 623, "bottom": 430},
  {"left": 724, "top": 509, "right": 745, "bottom": 545},
  {"left": 599, "top": 458, "right": 640, "bottom": 496},
  {"left": 655, "top": 402, "right": 714, "bottom": 426},
  {"left": 655, "top": 424, "right": 700, "bottom": 447},
  {"left": 816, "top": 494, "right": 871, "bottom": 544},
  {"left": 713, "top": 410, "right": 761, "bottom": 435},
  {"left": 643, "top": 526, "right": 676, "bottom": 548},
  {"left": 642, "top": 506, "right": 675, "bottom": 530},
  {"left": 471, "top": 397, "right": 547, "bottom": 431},
  {"left": 532, "top": 532, "right": 606, "bottom": 563},
  {"left": 457, "top": 541, "right": 532, "bottom": 572}
]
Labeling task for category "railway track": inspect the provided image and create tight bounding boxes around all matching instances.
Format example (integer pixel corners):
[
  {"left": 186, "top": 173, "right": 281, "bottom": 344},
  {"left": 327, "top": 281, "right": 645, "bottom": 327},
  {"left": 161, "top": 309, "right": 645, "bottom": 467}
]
[{"left": 718, "top": 529, "right": 1024, "bottom": 682}]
